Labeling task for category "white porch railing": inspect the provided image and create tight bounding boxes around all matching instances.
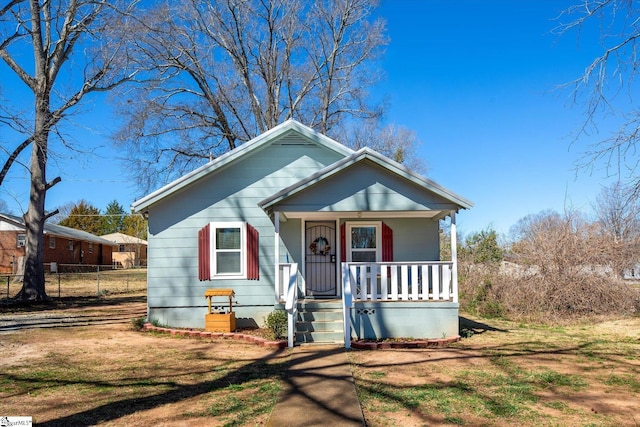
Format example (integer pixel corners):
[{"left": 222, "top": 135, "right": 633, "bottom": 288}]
[
  {"left": 341, "top": 261, "right": 457, "bottom": 349},
  {"left": 278, "top": 263, "right": 298, "bottom": 348},
  {"left": 342, "top": 262, "right": 457, "bottom": 302},
  {"left": 279, "top": 262, "right": 456, "bottom": 349}
]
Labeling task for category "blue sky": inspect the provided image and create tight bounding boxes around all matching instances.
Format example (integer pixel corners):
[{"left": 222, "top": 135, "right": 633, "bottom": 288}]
[
  {"left": 0, "top": 1, "right": 621, "bottom": 236},
  {"left": 373, "top": 0, "right": 620, "bottom": 236}
]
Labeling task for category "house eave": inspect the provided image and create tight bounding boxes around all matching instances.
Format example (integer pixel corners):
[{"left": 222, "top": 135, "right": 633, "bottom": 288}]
[
  {"left": 0, "top": 213, "right": 117, "bottom": 246},
  {"left": 270, "top": 210, "right": 448, "bottom": 221},
  {"left": 259, "top": 147, "right": 474, "bottom": 213},
  {"left": 132, "top": 119, "right": 354, "bottom": 213}
]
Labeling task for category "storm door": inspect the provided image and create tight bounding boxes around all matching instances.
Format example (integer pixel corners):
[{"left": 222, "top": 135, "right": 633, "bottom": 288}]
[{"left": 305, "top": 221, "right": 337, "bottom": 297}]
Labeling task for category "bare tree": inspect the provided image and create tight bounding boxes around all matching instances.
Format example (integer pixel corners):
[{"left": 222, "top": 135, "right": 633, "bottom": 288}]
[
  {"left": 336, "top": 119, "right": 426, "bottom": 173},
  {"left": 594, "top": 182, "right": 640, "bottom": 241},
  {"left": 0, "top": 0, "right": 137, "bottom": 300},
  {"left": 593, "top": 181, "right": 640, "bottom": 276},
  {"left": 555, "top": 1, "right": 640, "bottom": 194},
  {"left": 510, "top": 209, "right": 602, "bottom": 278},
  {"left": 501, "top": 209, "right": 638, "bottom": 321},
  {"left": 113, "top": 0, "right": 388, "bottom": 191},
  {"left": 0, "top": 199, "right": 10, "bottom": 214}
]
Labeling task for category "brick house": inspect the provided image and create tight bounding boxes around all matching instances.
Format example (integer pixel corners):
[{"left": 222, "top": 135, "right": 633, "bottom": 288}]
[{"left": 0, "top": 213, "right": 116, "bottom": 274}]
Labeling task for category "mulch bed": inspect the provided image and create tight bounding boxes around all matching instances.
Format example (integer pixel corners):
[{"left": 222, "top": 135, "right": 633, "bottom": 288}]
[
  {"left": 350, "top": 335, "right": 460, "bottom": 350},
  {"left": 143, "top": 323, "right": 288, "bottom": 349},
  {"left": 143, "top": 323, "right": 460, "bottom": 350}
]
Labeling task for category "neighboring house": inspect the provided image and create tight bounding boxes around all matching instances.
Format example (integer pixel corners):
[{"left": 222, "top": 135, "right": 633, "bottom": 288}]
[
  {"left": 0, "top": 213, "right": 115, "bottom": 274},
  {"left": 101, "top": 232, "right": 148, "bottom": 268},
  {"left": 133, "top": 120, "right": 473, "bottom": 347}
]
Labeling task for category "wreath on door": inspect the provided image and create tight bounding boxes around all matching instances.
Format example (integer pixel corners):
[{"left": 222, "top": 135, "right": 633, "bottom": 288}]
[{"left": 310, "top": 236, "right": 330, "bottom": 256}]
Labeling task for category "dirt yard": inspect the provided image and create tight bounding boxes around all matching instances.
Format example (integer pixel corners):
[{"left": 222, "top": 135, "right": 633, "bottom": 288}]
[
  {"left": 1, "top": 295, "right": 639, "bottom": 426},
  {"left": 351, "top": 316, "right": 640, "bottom": 426}
]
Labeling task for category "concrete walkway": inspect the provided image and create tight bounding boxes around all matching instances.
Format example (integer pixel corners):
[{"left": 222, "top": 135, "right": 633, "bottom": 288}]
[{"left": 267, "top": 345, "right": 365, "bottom": 427}]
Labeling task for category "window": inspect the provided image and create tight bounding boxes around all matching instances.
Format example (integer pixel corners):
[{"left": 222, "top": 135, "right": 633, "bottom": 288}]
[
  {"left": 49, "top": 236, "right": 56, "bottom": 249},
  {"left": 119, "top": 244, "right": 126, "bottom": 252},
  {"left": 88, "top": 243, "right": 93, "bottom": 254},
  {"left": 214, "top": 225, "right": 243, "bottom": 276},
  {"left": 198, "top": 222, "right": 259, "bottom": 281},
  {"left": 341, "top": 221, "right": 393, "bottom": 263},
  {"left": 347, "top": 222, "right": 381, "bottom": 262},
  {"left": 17, "top": 234, "right": 26, "bottom": 247},
  {"left": 68, "top": 240, "right": 74, "bottom": 251}
]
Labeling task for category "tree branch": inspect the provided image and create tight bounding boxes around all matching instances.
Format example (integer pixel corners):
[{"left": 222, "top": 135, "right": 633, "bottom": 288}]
[
  {"left": 45, "top": 176, "right": 61, "bottom": 191},
  {"left": 0, "top": 136, "right": 33, "bottom": 187}
]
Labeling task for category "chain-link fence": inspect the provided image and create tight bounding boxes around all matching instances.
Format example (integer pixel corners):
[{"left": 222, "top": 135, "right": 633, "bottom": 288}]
[{"left": 2, "top": 265, "right": 147, "bottom": 299}]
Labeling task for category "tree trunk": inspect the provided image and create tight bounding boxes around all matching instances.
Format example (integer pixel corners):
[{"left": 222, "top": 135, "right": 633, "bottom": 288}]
[{"left": 18, "top": 93, "right": 50, "bottom": 301}]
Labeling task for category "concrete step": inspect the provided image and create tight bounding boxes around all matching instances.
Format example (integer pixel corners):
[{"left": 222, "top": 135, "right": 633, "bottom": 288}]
[
  {"left": 295, "top": 300, "right": 344, "bottom": 345},
  {"left": 297, "top": 299, "right": 342, "bottom": 310},
  {"left": 296, "top": 309, "right": 343, "bottom": 323},
  {"left": 296, "top": 319, "right": 342, "bottom": 332},
  {"left": 296, "top": 330, "right": 344, "bottom": 344}
]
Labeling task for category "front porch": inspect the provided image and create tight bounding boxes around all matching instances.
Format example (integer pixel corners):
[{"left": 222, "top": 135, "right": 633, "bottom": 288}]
[
  {"left": 277, "top": 246, "right": 461, "bottom": 348},
  {"left": 259, "top": 148, "right": 471, "bottom": 348}
]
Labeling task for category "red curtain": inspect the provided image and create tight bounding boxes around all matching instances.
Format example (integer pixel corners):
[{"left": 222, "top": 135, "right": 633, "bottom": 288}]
[
  {"left": 198, "top": 223, "right": 211, "bottom": 281},
  {"left": 246, "top": 223, "right": 259, "bottom": 280},
  {"left": 382, "top": 222, "right": 393, "bottom": 262}
]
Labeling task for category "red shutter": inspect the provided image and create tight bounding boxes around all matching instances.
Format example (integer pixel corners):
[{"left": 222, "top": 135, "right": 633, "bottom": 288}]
[
  {"left": 382, "top": 222, "right": 393, "bottom": 262},
  {"left": 198, "top": 223, "right": 211, "bottom": 281},
  {"left": 340, "top": 223, "right": 346, "bottom": 263},
  {"left": 246, "top": 223, "right": 259, "bottom": 280}
]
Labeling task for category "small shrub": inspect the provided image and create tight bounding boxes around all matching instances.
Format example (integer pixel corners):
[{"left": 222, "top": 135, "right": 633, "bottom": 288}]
[
  {"left": 150, "top": 318, "right": 167, "bottom": 328},
  {"left": 130, "top": 317, "right": 146, "bottom": 331},
  {"left": 265, "top": 310, "right": 287, "bottom": 340}
]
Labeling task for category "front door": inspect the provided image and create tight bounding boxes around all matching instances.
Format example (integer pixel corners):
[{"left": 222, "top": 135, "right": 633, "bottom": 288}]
[{"left": 305, "top": 221, "right": 337, "bottom": 297}]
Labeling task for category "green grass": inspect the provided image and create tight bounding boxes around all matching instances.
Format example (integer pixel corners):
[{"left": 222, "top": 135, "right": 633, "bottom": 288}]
[
  {"left": 351, "top": 315, "right": 640, "bottom": 427},
  {"left": 205, "top": 369, "right": 284, "bottom": 427},
  {"left": 603, "top": 373, "right": 640, "bottom": 392}
]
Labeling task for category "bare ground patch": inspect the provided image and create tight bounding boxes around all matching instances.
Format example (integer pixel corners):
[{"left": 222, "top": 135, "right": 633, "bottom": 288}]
[
  {"left": 350, "top": 315, "right": 640, "bottom": 427},
  {"left": 1, "top": 298, "right": 639, "bottom": 426},
  {"left": 0, "top": 296, "right": 291, "bottom": 426}
]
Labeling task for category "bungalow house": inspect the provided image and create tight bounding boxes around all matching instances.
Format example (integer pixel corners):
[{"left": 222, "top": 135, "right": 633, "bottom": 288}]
[
  {"left": 0, "top": 213, "right": 115, "bottom": 274},
  {"left": 101, "top": 232, "right": 148, "bottom": 269},
  {"left": 132, "top": 120, "right": 473, "bottom": 347}
]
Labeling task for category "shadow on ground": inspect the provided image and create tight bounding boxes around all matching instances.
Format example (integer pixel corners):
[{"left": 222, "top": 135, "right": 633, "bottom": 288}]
[{"left": 459, "top": 316, "right": 509, "bottom": 337}]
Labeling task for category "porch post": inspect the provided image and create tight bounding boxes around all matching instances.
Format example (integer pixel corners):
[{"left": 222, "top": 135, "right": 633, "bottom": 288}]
[
  {"left": 450, "top": 211, "right": 458, "bottom": 303},
  {"left": 274, "top": 211, "right": 280, "bottom": 304}
]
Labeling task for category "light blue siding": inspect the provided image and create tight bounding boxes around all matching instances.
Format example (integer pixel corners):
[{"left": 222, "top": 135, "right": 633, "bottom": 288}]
[
  {"left": 271, "top": 160, "right": 461, "bottom": 213},
  {"left": 335, "top": 217, "right": 440, "bottom": 261},
  {"left": 146, "top": 141, "right": 345, "bottom": 327},
  {"left": 350, "top": 302, "right": 459, "bottom": 339}
]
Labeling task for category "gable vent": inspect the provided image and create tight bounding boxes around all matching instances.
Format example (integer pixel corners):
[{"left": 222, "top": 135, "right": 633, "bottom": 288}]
[{"left": 274, "top": 132, "right": 313, "bottom": 146}]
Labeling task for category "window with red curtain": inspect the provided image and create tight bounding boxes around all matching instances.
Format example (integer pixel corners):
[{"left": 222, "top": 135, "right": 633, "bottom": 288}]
[
  {"left": 340, "top": 221, "right": 393, "bottom": 263},
  {"left": 198, "top": 222, "right": 259, "bottom": 281}
]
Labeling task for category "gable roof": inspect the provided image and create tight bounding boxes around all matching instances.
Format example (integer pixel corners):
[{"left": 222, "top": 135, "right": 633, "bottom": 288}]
[
  {"left": 100, "top": 232, "right": 148, "bottom": 246},
  {"left": 259, "top": 147, "right": 474, "bottom": 213},
  {"left": 0, "top": 213, "right": 117, "bottom": 246},
  {"left": 132, "top": 119, "right": 354, "bottom": 213}
]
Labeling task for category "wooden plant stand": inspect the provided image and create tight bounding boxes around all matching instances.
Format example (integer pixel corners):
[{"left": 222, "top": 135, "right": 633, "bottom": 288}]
[{"left": 204, "top": 289, "right": 236, "bottom": 332}]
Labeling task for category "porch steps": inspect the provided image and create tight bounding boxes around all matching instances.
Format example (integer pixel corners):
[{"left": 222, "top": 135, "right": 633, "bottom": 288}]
[{"left": 296, "top": 300, "right": 344, "bottom": 345}]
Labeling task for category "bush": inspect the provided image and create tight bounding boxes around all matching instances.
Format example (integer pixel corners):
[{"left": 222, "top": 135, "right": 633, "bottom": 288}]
[
  {"left": 458, "top": 262, "right": 640, "bottom": 324},
  {"left": 265, "top": 310, "right": 287, "bottom": 340},
  {"left": 130, "top": 317, "right": 146, "bottom": 331},
  {"left": 458, "top": 210, "right": 640, "bottom": 324}
]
